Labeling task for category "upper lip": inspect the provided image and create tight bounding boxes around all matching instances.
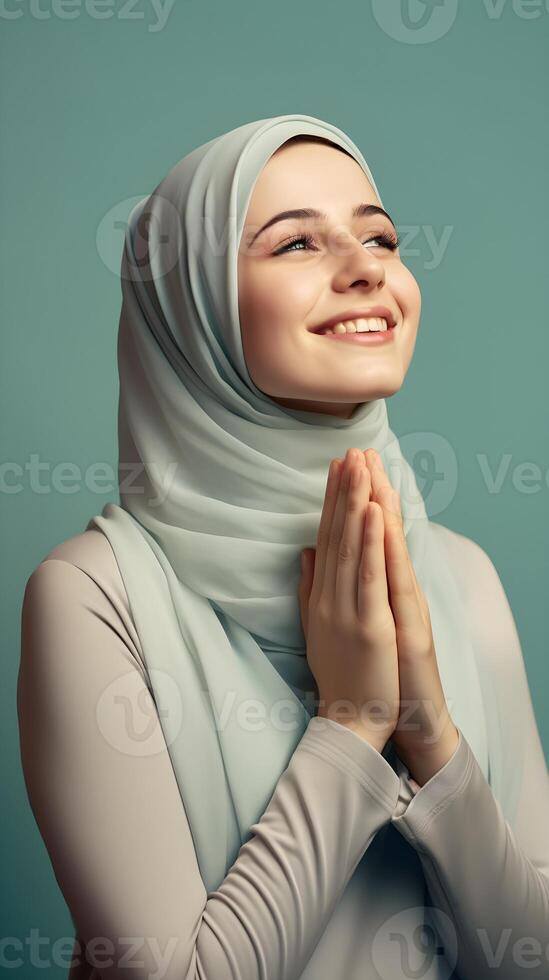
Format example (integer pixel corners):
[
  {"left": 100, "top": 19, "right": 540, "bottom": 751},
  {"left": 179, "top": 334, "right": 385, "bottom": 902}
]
[{"left": 308, "top": 306, "right": 398, "bottom": 334}]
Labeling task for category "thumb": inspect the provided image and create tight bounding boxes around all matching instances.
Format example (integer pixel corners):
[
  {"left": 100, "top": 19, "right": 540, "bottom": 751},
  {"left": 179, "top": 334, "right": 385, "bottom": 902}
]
[{"left": 298, "top": 548, "right": 315, "bottom": 639}]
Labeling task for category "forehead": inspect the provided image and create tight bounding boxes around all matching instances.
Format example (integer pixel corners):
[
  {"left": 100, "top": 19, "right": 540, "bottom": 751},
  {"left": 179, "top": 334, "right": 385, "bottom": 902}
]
[{"left": 244, "top": 141, "right": 379, "bottom": 223}]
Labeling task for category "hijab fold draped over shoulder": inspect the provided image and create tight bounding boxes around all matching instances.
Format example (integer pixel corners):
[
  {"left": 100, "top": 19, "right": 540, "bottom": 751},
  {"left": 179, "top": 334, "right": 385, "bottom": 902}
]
[{"left": 88, "top": 113, "right": 496, "bottom": 894}]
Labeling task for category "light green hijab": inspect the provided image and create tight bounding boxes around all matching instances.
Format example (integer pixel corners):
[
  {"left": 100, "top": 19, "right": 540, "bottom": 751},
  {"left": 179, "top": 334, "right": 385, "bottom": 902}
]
[{"left": 88, "top": 113, "right": 498, "bottom": 894}]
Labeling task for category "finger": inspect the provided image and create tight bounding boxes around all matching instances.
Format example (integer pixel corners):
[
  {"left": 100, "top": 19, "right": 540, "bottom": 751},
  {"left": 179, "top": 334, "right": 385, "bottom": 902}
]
[
  {"left": 389, "top": 490, "right": 424, "bottom": 606},
  {"left": 357, "top": 500, "right": 392, "bottom": 625},
  {"left": 323, "top": 449, "right": 360, "bottom": 603},
  {"left": 334, "top": 455, "right": 372, "bottom": 617},
  {"left": 382, "top": 484, "right": 423, "bottom": 604},
  {"left": 309, "top": 457, "right": 344, "bottom": 604},
  {"left": 364, "top": 451, "right": 418, "bottom": 590},
  {"left": 364, "top": 451, "right": 429, "bottom": 626},
  {"left": 384, "top": 507, "right": 423, "bottom": 636},
  {"left": 363, "top": 449, "right": 400, "bottom": 519}
]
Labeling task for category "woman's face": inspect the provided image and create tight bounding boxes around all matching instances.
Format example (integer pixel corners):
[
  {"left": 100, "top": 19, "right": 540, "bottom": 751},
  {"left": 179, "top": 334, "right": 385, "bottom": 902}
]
[{"left": 237, "top": 140, "right": 421, "bottom": 419}]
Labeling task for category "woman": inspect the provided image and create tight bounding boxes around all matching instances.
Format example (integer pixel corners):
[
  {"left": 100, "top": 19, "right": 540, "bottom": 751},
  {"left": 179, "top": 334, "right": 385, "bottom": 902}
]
[{"left": 17, "top": 114, "right": 549, "bottom": 979}]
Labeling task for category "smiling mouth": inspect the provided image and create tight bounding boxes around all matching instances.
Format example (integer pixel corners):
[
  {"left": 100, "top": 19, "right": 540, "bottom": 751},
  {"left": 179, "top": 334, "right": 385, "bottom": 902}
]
[{"left": 309, "top": 306, "right": 398, "bottom": 335}]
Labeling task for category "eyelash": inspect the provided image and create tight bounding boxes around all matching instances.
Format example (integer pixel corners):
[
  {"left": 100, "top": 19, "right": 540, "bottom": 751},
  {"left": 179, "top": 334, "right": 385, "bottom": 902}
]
[{"left": 273, "top": 230, "right": 401, "bottom": 256}]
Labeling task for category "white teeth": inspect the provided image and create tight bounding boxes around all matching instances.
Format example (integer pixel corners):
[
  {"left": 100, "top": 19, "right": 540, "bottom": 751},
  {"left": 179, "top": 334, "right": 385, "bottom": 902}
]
[
  {"left": 355, "top": 318, "right": 388, "bottom": 333},
  {"left": 322, "top": 317, "right": 389, "bottom": 336}
]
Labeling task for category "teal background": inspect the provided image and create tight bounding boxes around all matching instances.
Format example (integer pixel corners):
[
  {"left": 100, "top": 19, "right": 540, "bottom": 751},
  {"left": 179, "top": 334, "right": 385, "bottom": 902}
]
[{"left": 2, "top": 2, "right": 548, "bottom": 975}]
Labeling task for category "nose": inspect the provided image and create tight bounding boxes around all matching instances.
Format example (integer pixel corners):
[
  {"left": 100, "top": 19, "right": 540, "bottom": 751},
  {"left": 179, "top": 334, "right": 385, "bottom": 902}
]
[{"left": 333, "top": 237, "right": 386, "bottom": 291}]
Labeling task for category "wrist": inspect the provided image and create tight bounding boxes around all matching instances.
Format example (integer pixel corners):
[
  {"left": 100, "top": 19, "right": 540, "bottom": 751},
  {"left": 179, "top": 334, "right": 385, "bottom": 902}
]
[
  {"left": 316, "top": 710, "right": 390, "bottom": 753},
  {"left": 395, "top": 725, "right": 460, "bottom": 787}
]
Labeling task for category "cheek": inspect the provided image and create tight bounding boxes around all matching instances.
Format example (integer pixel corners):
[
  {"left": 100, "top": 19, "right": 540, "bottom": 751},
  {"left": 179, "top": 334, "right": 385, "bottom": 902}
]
[
  {"left": 237, "top": 279, "right": 281, "bottom": 370},
  {"left": 389, "top": 265, "right": 421, "bottom": 319},
  {"left": 239, "top": 267, "right": 314, "bottom": 338}
]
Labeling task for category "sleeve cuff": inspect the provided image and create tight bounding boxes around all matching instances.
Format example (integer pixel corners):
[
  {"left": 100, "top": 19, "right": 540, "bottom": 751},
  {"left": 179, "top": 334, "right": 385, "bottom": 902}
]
[
  {"left": 304, "top": 716, "right": 401, "bottom": 812},
  {"left": 390, "top": 728, "right": 476, "bottom": 838}
]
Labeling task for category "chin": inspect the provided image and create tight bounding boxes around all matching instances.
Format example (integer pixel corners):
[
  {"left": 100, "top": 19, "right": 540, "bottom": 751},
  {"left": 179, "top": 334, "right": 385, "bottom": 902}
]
[{"left": 363, "top": 378, "right": 404, "bottom": 400}]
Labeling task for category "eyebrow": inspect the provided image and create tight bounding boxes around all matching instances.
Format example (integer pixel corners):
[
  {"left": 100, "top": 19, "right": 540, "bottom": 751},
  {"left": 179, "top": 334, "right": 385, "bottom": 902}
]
[{"left": 246, "top": 204, "right": 396, "bottom": 248}]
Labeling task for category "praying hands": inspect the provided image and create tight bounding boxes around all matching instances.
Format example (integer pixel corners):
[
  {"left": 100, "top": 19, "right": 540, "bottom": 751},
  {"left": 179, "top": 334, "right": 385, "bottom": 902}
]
[{"left": 299, "top": 447, "right": 459, "bottom": 786}]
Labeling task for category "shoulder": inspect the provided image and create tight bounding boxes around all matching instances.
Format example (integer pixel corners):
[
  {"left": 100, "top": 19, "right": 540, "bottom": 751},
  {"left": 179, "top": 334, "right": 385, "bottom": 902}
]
[
  {"left": 429, "top": 519, "right": 499, "bottom": 594},
  {"left": 22, "top": 528, "right": 144, "bottom": 674},
  {"left": 23, "top": 528, "right": 125, "bottom": 622},
  {"left": 35, "top": 527, "right": 123, "bottom": 588}
]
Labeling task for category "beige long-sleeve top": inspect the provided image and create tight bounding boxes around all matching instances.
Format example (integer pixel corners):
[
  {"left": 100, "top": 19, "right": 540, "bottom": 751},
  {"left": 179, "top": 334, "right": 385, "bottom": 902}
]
[{"left": 17, "top": 523, "right": 549, "bottom": 980}]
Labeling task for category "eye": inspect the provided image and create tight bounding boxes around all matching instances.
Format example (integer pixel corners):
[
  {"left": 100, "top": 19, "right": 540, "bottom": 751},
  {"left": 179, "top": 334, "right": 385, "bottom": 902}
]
[{"left": 272, "top": 230, "right": 401, "bottom": 256}]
